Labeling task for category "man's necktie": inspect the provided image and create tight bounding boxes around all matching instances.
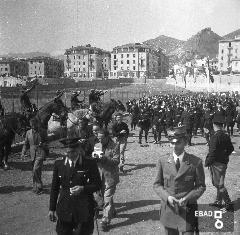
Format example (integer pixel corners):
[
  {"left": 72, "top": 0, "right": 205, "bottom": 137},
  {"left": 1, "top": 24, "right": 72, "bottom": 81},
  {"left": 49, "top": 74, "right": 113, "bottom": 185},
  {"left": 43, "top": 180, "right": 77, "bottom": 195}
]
[{"left": 176, "top": 157, "right": 180, "bottom": 171}]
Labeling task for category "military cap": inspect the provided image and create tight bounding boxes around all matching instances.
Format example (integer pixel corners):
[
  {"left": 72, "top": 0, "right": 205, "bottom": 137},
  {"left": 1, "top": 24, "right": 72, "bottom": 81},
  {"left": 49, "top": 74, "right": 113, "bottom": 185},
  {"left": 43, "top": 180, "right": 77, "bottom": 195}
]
[
  {"left": 212, "top": 114, "right": 225, "bottom": 125},
  {"left": 167, "top": 125, "right": 187, "bottom": 142},
  {"left": 59, "top": 137, "right": 82, "bottom": 148}
]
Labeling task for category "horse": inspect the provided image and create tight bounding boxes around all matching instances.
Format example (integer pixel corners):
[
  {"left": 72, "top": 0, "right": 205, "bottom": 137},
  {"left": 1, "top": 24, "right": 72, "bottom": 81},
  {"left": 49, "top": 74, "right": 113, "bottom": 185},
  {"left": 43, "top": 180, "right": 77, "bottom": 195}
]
[
  {"left": 95, "top": 99, "right": 126, "bottom": 128},
  {"left": 32, "top": 92, "right": 68, "bottom": 131},
  {"left": 0, "top": 113, "right": 30, "bottom": 170}
]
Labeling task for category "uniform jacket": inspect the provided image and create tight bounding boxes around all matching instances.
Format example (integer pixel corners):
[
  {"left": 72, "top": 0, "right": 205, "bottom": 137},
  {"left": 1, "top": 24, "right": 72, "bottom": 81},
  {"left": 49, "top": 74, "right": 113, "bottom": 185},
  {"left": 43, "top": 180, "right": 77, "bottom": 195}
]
[
  {"left": 22, "top": 128, "right": 47, "bottom": 160},
  {"left": 49, "top": 157, "right": 101, "bottom": 223},
  {"left": 96, "top": 138, "right": 120, "bottom": 187},
  {"left": 153, "top": 152, "right": 206, "bottom": 232},
  {"left": 180, "top": 110, "right": 194, "bottom": 129},
  {"left": 205, "top": 130, "right": 234, "bottom": 166}
]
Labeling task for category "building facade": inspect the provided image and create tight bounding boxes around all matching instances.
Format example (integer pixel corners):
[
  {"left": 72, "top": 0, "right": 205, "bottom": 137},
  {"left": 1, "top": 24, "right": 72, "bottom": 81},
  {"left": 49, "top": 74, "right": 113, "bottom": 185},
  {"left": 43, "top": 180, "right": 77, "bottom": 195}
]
[
  {"left": 64, "top": 45, "right": 111, "bottom": 81},
  {"left": 110, "top": 43, "right": 169, "bottom": 80},
  {"left": 0, "top": 59, "right": 28, "bottom": 77},
  {"left": 28, "top": 57, "right": 64, "bottom": 78},
  {"left": 218, "top": 36, "right": 240, "bottom": 72}
]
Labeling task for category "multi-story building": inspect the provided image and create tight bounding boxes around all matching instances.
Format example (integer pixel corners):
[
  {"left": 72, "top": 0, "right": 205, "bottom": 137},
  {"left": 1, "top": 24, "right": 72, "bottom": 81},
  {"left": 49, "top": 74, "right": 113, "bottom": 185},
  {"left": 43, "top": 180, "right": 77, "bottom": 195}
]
[
  {"left": 102, "top": 51, "right": 111, "bottom": 79},
  {"left": 110, "top": 43, "right": 169, "bottom": 80},
  {"left": 209, "top": 58, "right": 218, "bottom": 72},
  {"left": 64, "top": 45, "right": 111, "bottom": 81},
  {"left": 0, "top": 58, "right": 28, "bottom": 77},
  {"left": 28, "top": 57, "right": 64, "bottom": 78},
  {"left": 218, "top": 36, "right": 240, "bottom": 72}
]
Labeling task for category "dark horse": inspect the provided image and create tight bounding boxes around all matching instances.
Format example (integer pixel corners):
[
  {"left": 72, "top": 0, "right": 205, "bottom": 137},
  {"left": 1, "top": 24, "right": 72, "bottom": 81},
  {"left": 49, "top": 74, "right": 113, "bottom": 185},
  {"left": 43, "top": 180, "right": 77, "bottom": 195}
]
[
  {"left": 0, "top": 113, "right": 30, "bottom": 170},
  {"left": 31, "top": 92, "right": 68, "bottom": 133},
  {"left": 96, "top": 99, "right": 126, "bottom": 128}
]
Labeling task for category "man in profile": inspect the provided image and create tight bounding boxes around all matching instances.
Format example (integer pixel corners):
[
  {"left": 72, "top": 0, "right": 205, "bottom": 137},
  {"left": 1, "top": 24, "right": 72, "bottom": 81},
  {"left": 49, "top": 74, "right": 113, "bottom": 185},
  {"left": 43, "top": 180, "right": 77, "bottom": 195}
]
[{"left": 153, "top": 126, "right": 206, "bottom": 235}]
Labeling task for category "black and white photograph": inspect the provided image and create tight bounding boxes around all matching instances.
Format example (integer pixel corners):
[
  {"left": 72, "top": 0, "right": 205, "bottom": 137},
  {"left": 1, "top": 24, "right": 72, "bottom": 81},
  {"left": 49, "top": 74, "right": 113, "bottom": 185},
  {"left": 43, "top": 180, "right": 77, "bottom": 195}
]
[{"left": 0, "top": 0, "right": 240, "bottom": 234}]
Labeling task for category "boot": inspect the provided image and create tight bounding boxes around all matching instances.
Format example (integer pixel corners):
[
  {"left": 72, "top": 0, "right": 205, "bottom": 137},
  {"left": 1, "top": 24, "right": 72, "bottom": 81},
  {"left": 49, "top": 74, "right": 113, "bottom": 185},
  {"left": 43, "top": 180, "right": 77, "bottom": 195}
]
[
  {"left": 221, "top": 189, "right": 233, "bottom": 211},
  {"left": 209, "top": 190, "right": 222, "bottom": 208}
]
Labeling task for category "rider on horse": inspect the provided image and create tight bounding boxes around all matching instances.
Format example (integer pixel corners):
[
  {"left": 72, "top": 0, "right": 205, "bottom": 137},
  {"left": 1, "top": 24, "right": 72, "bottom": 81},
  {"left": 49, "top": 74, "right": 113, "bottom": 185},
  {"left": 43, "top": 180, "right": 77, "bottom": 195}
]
[
  {"left": 89, "top": 89, "right": 106, "bottom": 118},
  {"left": 20, "top": 81, "right": 38, "bottom": 119},
  {"left": 71, "top": 91, "right": 84, "bottom": 111}
]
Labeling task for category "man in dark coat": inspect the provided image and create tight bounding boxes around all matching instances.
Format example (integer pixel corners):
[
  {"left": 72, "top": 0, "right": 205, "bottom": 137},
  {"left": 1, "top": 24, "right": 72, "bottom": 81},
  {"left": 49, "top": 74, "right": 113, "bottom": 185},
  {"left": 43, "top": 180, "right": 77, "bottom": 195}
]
[
  {"left": 48, "top": 137, "right": 101, "bottom": 235},
  {"left": 205, "top": 115, "right": 234, "bottom": 210},
  {"left": 179, "top": 104, "right": 194, "bottom": 146},
  {"left": 153, "top": 126, "right": 206, "bottom": 234}
]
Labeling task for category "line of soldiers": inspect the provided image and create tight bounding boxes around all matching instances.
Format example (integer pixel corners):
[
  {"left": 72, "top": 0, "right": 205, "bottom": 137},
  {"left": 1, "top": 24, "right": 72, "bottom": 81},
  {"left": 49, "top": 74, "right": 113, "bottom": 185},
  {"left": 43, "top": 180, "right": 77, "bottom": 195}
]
[{"left": 126, "top": 92, "right": 240, "bottom": 145}]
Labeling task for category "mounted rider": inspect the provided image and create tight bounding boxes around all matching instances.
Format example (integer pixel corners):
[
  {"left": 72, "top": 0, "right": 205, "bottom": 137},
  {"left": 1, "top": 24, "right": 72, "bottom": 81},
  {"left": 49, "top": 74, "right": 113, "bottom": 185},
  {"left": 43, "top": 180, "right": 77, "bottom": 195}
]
[
  {"left": 89, "top": 89, "right": 106, "bottom": 118},
  {"left": 20, "top": 81, "right": 38, "bottom": 119},
  {"left": 71, "top": 90, "right": 84, "bottom": 111}
]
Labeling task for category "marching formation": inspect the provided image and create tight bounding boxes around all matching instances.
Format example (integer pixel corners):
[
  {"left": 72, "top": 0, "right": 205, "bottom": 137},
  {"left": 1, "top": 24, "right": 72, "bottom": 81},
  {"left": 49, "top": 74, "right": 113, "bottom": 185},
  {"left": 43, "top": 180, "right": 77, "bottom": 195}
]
[{"left": 0, "top": 84, "right": 237, "bottom": 234}]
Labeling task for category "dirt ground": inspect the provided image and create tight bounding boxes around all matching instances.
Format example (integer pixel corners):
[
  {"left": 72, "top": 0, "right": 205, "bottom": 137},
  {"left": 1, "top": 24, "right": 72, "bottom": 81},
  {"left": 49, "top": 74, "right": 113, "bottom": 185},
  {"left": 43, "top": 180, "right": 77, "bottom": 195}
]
[{"left": 1, "top": 121, "right": 240, "bottom": 235}]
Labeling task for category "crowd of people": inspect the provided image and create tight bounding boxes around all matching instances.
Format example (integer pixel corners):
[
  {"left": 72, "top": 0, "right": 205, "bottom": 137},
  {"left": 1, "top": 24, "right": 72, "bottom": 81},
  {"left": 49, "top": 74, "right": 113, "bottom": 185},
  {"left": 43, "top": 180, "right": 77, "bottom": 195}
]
[{"left": 1, "top": 85, "right": 238, "bottom": 234}]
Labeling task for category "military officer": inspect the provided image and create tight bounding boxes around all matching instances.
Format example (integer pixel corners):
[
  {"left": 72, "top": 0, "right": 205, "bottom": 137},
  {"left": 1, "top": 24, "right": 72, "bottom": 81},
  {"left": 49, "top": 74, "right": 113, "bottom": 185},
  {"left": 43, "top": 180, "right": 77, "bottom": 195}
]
[
  {"left": 48, "top": 137, "right": 102, "bottom": 235},
  {"left": 205, "top": 115, "right": 234, "bottom": 210},
  {"left": 153, "top": 126, "right": 206, "bottom": 235}
]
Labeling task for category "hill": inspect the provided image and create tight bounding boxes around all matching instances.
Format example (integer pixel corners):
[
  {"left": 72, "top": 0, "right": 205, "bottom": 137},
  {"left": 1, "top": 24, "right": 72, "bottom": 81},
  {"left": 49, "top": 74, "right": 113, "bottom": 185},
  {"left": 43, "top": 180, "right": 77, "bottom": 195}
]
[
  {"left": 144, "top": 28, "right": 223, "bottom": 66},
  {"left": 143, "top": 35, "right": 185, "bottom": 54},
  {"left": 0, "top": 51, "right": 52, "bottom": 59}
]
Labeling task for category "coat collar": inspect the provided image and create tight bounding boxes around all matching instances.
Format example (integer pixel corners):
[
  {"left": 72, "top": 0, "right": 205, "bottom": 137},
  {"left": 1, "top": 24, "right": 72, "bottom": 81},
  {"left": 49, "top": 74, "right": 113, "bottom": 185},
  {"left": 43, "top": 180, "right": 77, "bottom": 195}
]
[{"left": 167, "top": 152, "right": 191, "bottom": 179}]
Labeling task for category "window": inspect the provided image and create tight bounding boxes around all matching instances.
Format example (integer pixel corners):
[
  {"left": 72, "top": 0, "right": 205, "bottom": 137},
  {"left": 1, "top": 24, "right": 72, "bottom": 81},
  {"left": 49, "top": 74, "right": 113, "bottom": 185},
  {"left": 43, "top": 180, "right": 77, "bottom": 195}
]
[
  {"left": 114, "top": 55, "right": 116, "bottom": 59},
  {"left": 114, "top": 61, "right": 117, "bottom": 65},
  {"left": 127, "top": 67, "right": 129, "bottom": 70},
  {"left": 121, "top": 67, "right": 123, "bottom": 70},
  {"left": 235, "top": 49, "right": 238, "bottom": 53},
  {"left": 133, "top": 60, "right": 135, "bottom": 64},
  {"left": 236, "top": 62, "right": 238, "bottom": 66},
  {"left": 74, "top": 68, "right": 76, "bottom": 71},
  {"left": 83, "top": 62, "right": 85, "bottom": 65},
  {"left": 5, "top": 68, "right": 8, "bottom": 71},
  {"left": 78, "top": 56, "right": 80, "bottom": 59},
  {"left": 133, "top": 54, "right": 135, "bottom": 58},
  {"left": 74, "top": 56, "right": 76, "bottom": 59},
  {"left": 220, "top": 63, "right": 223, "bottom": 67},
  {"left": 127, "top": 60, "right": 129, "bottom": 64},
  {"left": 229, "top": 42, "right": 232, "bottom": 47},
  {"left": 121, "top": 54, "right": 123, "bottom": 58},
  {"left": 83, "top": 73, "right": 86, "bottom": 78},
  {"left": 127, "top": 54, "right": 129, "bottom": 58},
  {"left": 79, "top": 68, "right": 80, "bottom": 71},
  {"left": 133, "top": 66, "right": 136, "bottom": 70},
  {"left": 222, "top": 49, "right": 224, "bottom": 53},
  {"left": 114, "top": 67, "right": 117, "bottom": 70},
  {"left": 121, "top": 61, "right": 123, "bottom": 64},
  {"left": 221, "top": 56, "right": 223, "bottom": 60},
  {"left": 83, "top": 68, "right": 86, "bottom": 72},
  {"left": 79, "top": 62, "right": 80, "bottom": 65}
]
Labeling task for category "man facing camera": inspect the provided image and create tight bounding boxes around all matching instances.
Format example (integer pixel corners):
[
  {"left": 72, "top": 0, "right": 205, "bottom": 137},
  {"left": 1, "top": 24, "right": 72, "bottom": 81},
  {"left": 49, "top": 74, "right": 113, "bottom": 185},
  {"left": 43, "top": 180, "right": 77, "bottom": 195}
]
[
  {"left": 153, "top": 126, "right": 206, "bottom": 235},
  {"left": 92, "top": 129, "right": 120, "bottom": 232},
  {"left": 48, "top": 137, "right": 101, "bottom": 235}
]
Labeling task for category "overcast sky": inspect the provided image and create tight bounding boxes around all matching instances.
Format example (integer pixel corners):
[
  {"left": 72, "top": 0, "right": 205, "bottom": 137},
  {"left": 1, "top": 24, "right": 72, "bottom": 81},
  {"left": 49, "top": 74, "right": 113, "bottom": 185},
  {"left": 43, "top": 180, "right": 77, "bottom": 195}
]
[{"left": 0, "top": 0, "right": 240, "bottom": 55}]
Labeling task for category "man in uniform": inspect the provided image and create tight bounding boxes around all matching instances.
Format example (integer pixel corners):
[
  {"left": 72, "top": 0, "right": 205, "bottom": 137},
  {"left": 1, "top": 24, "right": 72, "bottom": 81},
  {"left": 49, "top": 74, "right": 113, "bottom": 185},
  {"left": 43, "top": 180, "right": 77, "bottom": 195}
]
[
  {"left": 20, "top": 81, "right": 37, "bottom": 119},
  {"left": 205, "top": 115, "right": 234, "bottom": 210},
  {"left": 71, "top": 91, "right": 84, "bottom": 111},
  {"left": 48, "top": 137, "right": 102, "bottom": 235},
  {"left": 153, "top": 126, "right": 206, "bottom": 235}
]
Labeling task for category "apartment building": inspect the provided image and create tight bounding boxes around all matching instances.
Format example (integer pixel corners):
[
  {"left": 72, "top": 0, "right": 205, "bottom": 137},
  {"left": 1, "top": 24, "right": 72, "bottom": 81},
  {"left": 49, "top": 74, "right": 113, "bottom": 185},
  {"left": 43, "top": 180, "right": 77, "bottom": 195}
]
[
  {"left": 110, "top": 43, "right": 169, "bottom": 80},
  {"left": 218, "top": 36, "right": 240, "bottom": 72},
  {"left": 28, "top": 57, "right": 64, "bottom": 78},
  {"left": 0, "top": 58, "right": 28, "bottom": 77},
  {"left": 64, "top": 45, "right": 111, "bottom": 81}
]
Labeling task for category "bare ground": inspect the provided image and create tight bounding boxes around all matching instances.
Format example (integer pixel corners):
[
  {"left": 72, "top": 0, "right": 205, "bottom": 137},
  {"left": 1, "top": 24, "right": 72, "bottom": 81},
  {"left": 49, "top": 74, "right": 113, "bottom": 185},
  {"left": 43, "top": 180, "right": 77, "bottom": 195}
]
[{"left": 1, "top": 124, "right": 240, "bottom": 235}]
